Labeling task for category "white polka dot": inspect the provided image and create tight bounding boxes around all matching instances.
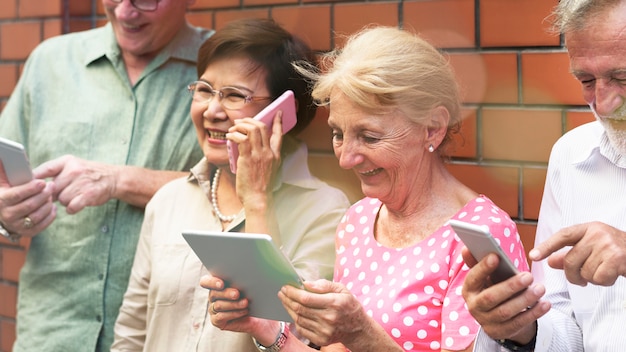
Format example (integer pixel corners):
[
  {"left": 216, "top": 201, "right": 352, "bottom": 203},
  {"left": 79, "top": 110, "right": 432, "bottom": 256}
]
[
  {"left": 366, "top": 248, "right": 373, "bottom": 257},
  {"left": 403, "top": 341, "right": 414, "bottom": 350},
  {"left": 458, "top": 211, "right": 468, "bottom": 218},
  {"left": 337, "top": 245, "right": 345, "bottom": 254},
  {"left": 408, "top": 293, "right": 418, "bottom": 302},
  {"left": 363, "top": 297, "right": 371, "bottom": 306},
  {"left": 449, "top": 310, "right": 459, "bottom": 321},
  {"left": 358, "top": 272, "right": 366, "bottom": 281},
  {"left": 430, "top": 341, "right": 441, "bottom": 350},
  {"left": 403, "top": 316, "right": 414, "bottom": 326},
  {"left": 391, "top": 328, "right": 401, "bottom": 338},
  {"left": 352, "top": 247, "right": 360, "bottom": 256},
  {"left": 340, "top": 257, "right": 347, "bottom": 265},
  {"left": 413, "top": 246, "right": 422, "bottom": 255},
  {"left": 429, "top": 250, "right": 437, "bottom": 259},
  {"left": 417, "top": 329, "right": 427, "bottom": 339},
  {"left": 346, "top": 281, "right": 353, "bottom": 290},
  {"left": 443, "top": 297, "right": 450, "bottom": 307},
  {"left": 474, "top": 205, "right": 484, "bottom": 213},
  {"left": 459, "top": 325, "right": 470, "bottom": 336},
  {"left": 445, "top": 337, "right": 454, "bottom": 347},
  {"left": 383, "top": 252, "right": 391, "bottom": 261},
  {"left": 424, "top": 285, "right": 434, "bottom": 294},
  {"left": 355, "top": 205, "right": 364, "bottom": 213},
  {"left": 393, "top": 302, "right": 402, "bottom": 312},
  {"left": 355, "top": 258, "right": 362, "bottom": 268},
  {"left": 439, "top": 280, "right": 448, "bottom": 290},
  {"left": 416, "top": 259, "right": 424, "bottom": 268},
  {"left": 430, "top": 263, "right": 440, "bottom": 273},
  {"left": 470, "top": 215, "right": 480, "bottom": 221},
  {"left": 388, "top": 289, "right": 396, "bottom": 298},
  {"left": 429, "top": 320, "right": 439, "bottom": 328},
  {"left": 343, "top": 268, "right": 349, "bottom": 277},
  {"left": 400, "top": 255, "right": 408, "bottom": 265},
  {"left": 427, "top": 238, "right": 436, "bottom": 247},
  {"left": 359, "top": 215, "right": 368, "bottom": 224},
  {"left": 375, "top": 275, "right": 383, "bottom": 285},
  {"left": 402, "top": 268, "right": 410, "bottom": 277},
  {"left": 455, "top": 286, "right": 463, "bottom": 295},
  {"left": 350, "top": 236, "right": 358, "bottom": 245},
  {"left": 370, "top": 261, "right": 378, "bottom": 271},
  {"left": 417, "top": 306, "right": 428, "bottom": 315},
  {"left": 362, "top": 285, "right": 370, "bottom": 294},
  {"left": 441, "top": 239, "right": 449, "bottom": 248},
  {"left": 381, "top": 313, "right": 389, "bottom": 323},
  {"left": 387, "top": 266, "right": 395, "bottom": 275},
  {"left": 432, "top": 298, "right": 442, "bottom": 307},
  {"left": 346, "top": 224, "right": 355, "bottom": 233},
  {"left": 389, "top": 278, "right": 397, "bottom": 287},
  {"left": 442, "top": 229, "right": 452, "bottom": 238},
  {"left": 504, "top": 226, "right": 511, "bottom": 237},
  {"left": 377, "top": 299, "right": 384, "bottom": 309},
  {"left": 401, "top": 279, "right": 410, "bottom": 288},
  {"left": 415, "top": 270, "right": 425, "bottom": 280},
  {"left": 366, "top": 309, "right": 373, "bottom": 317},
  {"left": 363, "top": 227, "right": 371, "bottom": 236}
]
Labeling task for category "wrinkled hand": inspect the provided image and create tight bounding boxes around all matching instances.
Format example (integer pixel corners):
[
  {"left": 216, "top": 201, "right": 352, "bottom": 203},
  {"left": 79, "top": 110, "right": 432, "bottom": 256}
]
[
  {"left": 461, "top": 248, "right": 550, "bottom": 344},
  {"left": 278, "top": 279, "right": 368, "bottom": 347},
  {"left": 0, "top": 161, "right": 56, "bottom": 237},
  {"left": 530, "top": 222, "right": 626, "bottom": 286},
  {"left": 35, "top": 155, "right": 118, "bottom": 214},
  {"left": 200, "top": 274, "right": 256, "bottom": 332},
  {"left": 227, "top": 113, "right": 283, "bottom": 206}
]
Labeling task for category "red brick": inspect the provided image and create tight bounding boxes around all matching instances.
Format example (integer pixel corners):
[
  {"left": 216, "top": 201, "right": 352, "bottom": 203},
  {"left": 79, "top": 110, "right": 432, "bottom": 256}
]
[
  {"left": 245, "top": 0, "right": 295, "bottom": 6},
  {"left": 0, "top": 283, "right": 17, "bottom": 318},
  {"left": 447, "top": 163, "right": 519, "bottom": 218},
  {"left": 18, "top": 0, "right": 62, "bottom": 17},
  {"left": 1, "top": 247, "right": 26, "bottom": 283},
  {"left": 0, "top": 64, "right": 17, "bottom": 97},
  {"left": 272, "top": 6, "right": 331, "bottom": 51},
  {"left": 0, "top": 21, "right": 41, "bottom": 60},
  {"left": 449, "top": 53, "right": 519, "bottom": 104},
  {"left": 516, "top": 222, "right": 537, "bottom": 265},
  {"left": 43, "top": 18, "right": 63, "bottom": 40},
  {"left": 214, "top": 10, "right": 269, "bottom": 31},
  {"left": 1, "top": 319, "right": 16, "bottom": 352},
  {"left": 449, "top": 108, "right": 477, "bottom": 159},
  {"left": 404, "top": 0, "right": 475, "bottom": 48},
  {"left": 522, "top": 51, "right": 586, "bottom": 105},
  {"left": 566, "top": 109, "right": 595, "bottom": 131},
  {"left": 0, "top": 0, "right": 17, "bottom": 19},
  {"left": 333, "top": 2, "right": 399, "bottom": 48},
  {"left": 482, "top": 108, "right": 562, "bottom": 163},
  {"left": 480, "top": 0, "right": 558, "bottom": 47},
  {"left": 522, "top": 167, "right": 547, "bottom": 220},
  {"left": 193, "top": 0, "right": 239, "bottom": 10},
  {"left": 68, "top": 19, "right": 92, "bottom": 33},
  {"left": 68, "top": 0, "right": 93, "bottom": 16}
]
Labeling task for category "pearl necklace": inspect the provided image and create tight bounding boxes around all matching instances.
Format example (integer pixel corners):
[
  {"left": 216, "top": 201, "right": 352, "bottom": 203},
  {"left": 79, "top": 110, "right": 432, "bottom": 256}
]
[{"left": 210, "top": 168, "right": 237, "bottom": 222}]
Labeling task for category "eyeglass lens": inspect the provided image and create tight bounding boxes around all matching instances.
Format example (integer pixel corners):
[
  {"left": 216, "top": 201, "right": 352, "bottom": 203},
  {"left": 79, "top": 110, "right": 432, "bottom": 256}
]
[
  {"left": 189, "top": 82, "right": 252, "bottom": 110},
  {"left": 111, "top": 0, "right": 158, "bottom": 12}
]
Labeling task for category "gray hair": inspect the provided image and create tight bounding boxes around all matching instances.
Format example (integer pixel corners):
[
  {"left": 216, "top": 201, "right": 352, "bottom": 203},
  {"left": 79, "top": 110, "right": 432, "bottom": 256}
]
[{"left": 551, "top": 0, "right": 623, "bottom": 33}]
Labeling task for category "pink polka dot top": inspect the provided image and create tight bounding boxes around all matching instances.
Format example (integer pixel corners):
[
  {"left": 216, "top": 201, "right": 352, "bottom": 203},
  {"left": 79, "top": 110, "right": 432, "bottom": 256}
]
[{"left": 333, "top": 195, "right": 529, "bottom": 351}]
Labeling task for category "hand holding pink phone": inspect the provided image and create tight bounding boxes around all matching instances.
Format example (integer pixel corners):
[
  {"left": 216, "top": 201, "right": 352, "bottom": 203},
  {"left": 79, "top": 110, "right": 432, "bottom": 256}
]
[{"left": 227, "top": 90, "right": 297, "bottom": 174}]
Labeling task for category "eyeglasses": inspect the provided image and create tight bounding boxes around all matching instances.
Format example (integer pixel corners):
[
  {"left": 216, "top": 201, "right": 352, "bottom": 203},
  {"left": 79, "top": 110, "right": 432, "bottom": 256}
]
[
  {"left": 187, "top": 81, "right": 273, "bottom": 110},
  {"left": 109, "top": 0, "right": 159, "bottom": 12}
]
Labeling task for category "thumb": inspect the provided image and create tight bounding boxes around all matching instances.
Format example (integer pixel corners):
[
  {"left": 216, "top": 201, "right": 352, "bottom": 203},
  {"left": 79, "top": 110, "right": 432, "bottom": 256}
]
[{"left": 303, "top": 279, "right": 345, "bottom": 294}]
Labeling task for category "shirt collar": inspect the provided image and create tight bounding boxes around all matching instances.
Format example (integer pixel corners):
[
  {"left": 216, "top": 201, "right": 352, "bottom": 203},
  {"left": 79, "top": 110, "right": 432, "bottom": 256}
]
[
  {"left": 572, "top": 121, "right": 626, "bottom": 169},
  {"left": 81, "top": 22, "right": 213, "bottom": 67}
]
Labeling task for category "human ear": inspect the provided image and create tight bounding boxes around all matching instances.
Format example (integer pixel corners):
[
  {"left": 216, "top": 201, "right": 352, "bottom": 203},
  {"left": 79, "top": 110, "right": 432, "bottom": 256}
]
[{"left": 426, "top": 105, "right": 450, "bottom": 149}]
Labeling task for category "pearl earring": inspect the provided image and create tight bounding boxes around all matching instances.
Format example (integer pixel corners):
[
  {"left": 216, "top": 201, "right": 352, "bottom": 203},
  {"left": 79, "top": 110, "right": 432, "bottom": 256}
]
[{"left": 428, "top": 144, "right": 435, "bottom": 153}]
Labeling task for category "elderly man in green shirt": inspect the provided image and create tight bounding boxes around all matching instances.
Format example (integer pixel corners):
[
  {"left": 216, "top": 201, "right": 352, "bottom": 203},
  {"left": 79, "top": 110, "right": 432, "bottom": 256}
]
[{"left": 0, "top": 0, "right": 213, "bottom": 351}]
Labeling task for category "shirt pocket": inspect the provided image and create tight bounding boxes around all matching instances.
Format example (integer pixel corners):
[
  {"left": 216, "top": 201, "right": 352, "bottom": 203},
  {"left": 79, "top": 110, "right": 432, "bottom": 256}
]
[{"left": 149, "top": 243, "right": 191, "bottom": 306}]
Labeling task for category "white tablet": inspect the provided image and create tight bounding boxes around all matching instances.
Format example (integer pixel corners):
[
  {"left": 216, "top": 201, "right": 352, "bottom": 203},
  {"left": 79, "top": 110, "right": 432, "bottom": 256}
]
[
  {"left": 0, "top": 137, "right": 33, "bottom": 186},
  {"left": 182, "top": 231, "right": 303, "bottom": 322}
]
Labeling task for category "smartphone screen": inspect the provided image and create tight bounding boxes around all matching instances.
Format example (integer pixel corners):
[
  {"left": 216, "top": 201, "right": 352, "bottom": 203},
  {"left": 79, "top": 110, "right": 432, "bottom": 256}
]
[
  {"left": 449, "top": 219, "right": 519, "bottom": 283},
  {"left": 227, "top": 90, "right": 297, "bottom": 174}
]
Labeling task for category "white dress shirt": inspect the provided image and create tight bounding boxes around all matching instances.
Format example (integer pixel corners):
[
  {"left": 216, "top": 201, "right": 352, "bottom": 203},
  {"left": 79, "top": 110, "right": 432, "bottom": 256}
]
[{"left": 474, "top": 121, "right": 626, "bottom": 352}]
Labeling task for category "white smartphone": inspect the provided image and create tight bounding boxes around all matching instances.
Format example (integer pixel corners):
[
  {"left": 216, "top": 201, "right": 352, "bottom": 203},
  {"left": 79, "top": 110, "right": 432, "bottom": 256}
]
[
  {"left": 227, "top": 90, "right": 297, "bottom": 174},
  {"left": 449, "top": 219, "right": 519, "bottom": 284},
  {"left": 0, "top": 137, "right": 33, "bottom": 186}
]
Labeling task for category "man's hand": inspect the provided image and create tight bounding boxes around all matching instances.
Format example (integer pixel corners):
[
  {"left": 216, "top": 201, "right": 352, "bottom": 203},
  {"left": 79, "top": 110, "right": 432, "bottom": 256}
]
[
  {"left": 461, "top": 248, "right": 550, "bottom": 344},
  {"left": 34, "top": 155, "right": 118, "bottom": 214},
  {"left": 530, "top": 222, "right": 626, "bottom": 286}
]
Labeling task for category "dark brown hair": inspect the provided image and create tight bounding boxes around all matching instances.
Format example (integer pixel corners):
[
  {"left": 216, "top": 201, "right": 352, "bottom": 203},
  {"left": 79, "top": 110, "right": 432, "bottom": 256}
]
[{"left": 196, "top": 18, "right": 316, "bottom": 135}]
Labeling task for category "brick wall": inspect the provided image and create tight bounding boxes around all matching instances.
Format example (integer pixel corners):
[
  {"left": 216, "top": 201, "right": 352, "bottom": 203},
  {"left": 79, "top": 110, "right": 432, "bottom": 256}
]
[{"left": 0, "top": 0, "right": 594, "bottom": 350}]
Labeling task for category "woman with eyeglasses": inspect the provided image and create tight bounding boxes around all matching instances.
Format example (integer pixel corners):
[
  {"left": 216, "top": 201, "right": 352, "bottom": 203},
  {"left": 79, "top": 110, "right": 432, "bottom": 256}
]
[{"left": 110, "top": 18, "right": 350, "bottom": 352}]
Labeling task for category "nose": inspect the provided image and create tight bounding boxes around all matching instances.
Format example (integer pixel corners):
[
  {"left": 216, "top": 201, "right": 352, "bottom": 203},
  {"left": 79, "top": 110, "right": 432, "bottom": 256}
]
[
  {"left": 335, "top": 138, "right": 364, "bottom": 170},
  {"left": 114, "top": 0, "right": 140, "bottom": 19},
  {"left": 202, "top": 97, "right": 227, "bottom": 120},
  {"left": 593, "top": 80, "right": 625, "bottom": 118}
]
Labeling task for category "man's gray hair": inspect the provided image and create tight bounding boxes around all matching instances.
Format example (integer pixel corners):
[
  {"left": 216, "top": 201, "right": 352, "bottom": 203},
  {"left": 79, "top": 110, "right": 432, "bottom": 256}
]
[{"left": 551, "top": 0, "right": 622, "bottom": 33}]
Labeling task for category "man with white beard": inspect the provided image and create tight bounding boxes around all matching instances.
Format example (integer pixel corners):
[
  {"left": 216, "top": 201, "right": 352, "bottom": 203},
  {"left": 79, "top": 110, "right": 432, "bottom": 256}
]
[{"left": 460, "top": 0, "right": 626, "bottom": 351}]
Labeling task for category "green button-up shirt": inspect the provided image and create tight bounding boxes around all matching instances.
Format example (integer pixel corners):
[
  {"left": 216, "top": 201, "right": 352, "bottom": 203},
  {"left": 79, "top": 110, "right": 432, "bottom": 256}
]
[{"left": 0, "top": 22, "right": 213, "bottom": 352}]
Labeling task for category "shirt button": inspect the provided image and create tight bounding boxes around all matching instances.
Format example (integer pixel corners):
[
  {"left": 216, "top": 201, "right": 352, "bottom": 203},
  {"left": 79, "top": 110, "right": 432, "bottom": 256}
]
[
  {"left": 98, "top": 274, "right": 104, "bottom": 280},
  {"left": 96, "top": 315, "right": 102, "bottom": 322},
  {"left": 193, "top": 322, "right": 200, "bottom": 329},
  {"left": 100, "top": 225, "right": 109, "bottom": 233}
]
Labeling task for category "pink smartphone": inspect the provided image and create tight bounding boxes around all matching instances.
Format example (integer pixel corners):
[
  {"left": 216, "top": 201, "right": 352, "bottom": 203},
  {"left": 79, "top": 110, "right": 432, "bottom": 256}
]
[{"left": 227, "top": 90, "right": 297, "bottom": 173}]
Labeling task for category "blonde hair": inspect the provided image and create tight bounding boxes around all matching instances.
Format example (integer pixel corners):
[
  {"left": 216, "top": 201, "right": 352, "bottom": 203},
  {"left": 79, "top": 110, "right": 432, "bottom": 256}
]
[{"left": 296, "top": 26, "right": 461, "bottom": 148}]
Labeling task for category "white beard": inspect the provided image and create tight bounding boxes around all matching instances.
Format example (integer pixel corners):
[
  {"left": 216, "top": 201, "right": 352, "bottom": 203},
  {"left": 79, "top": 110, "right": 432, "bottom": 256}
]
[{"left": 591, "top": 105, "right": 626, "bottom": 156}]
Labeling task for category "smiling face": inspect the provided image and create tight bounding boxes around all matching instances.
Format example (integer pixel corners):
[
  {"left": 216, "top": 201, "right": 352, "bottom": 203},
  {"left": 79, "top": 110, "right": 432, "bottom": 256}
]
[
  {"left": 566, "top": 1, "right": 626, "bottom": 154},
  {"left": 327, "top": 91, "right": 431, "bottom": 205},
  {"left": 190, "top": 56, "right": 270, "bottom": 167},
  {"left": 103, "top": 0, "right": 190, "bottom": 63}
]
